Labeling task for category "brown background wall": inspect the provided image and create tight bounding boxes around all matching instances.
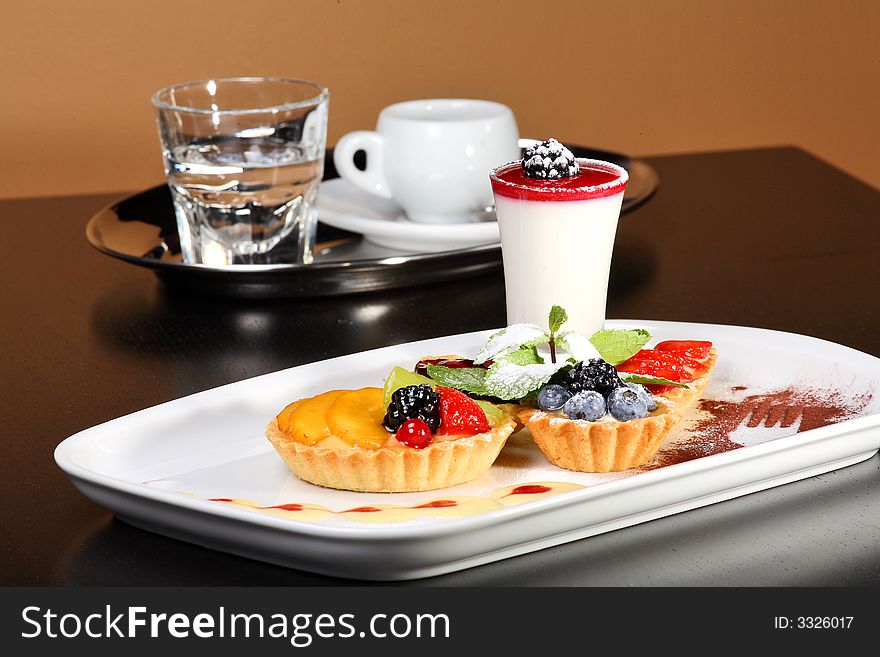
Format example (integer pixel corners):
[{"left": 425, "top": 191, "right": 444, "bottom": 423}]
[{"left": 1, "top": 0, "right": 878, "bottom": 200}]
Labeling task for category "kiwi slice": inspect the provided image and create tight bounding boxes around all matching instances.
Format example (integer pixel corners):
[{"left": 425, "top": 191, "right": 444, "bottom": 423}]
[{"left": 382, "top": 366, "right": 434, "bottom": 407}]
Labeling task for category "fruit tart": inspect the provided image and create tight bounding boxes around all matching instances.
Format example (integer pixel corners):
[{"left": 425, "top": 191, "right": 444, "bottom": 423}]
[
  {"left": 266, "top": 368, "right": 517, "bottom": 492},
  {"left": 519, "top": 340, "right": 717, "bottom": 472},
  {"left": 419, "top": 306, "right": 717, "bottom": 473}
]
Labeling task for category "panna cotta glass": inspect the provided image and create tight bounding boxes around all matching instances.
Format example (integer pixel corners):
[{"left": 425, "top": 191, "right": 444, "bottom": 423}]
[{"left": 489, "top": 158, "right": 629, "bottom": 335}]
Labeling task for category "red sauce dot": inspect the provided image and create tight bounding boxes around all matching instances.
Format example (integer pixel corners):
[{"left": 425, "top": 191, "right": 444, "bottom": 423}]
[
  {"left": 346, "top": 506, "right": 382, "bottom": 513},
  {"left": 508, "top": 485, "right": 552, "bottom": 496},
  {"left": 414, "top": 499, "right": 459, "bottom": 509},
  {"left": 264, "top": 503, "right": 304, "bottom": 512},
  {"left": 209, "top": 498, "right": 234, "bottom": 502}
]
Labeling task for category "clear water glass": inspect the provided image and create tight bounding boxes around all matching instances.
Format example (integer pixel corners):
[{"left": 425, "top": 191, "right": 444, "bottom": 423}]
[{"left": 152, "top": 77, "right": 329, "bottom": 265}]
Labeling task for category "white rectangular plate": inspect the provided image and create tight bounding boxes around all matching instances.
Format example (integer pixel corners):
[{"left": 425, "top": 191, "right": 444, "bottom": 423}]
[{"left": 55, "top": 320, "right": 880, "bottom": 580}]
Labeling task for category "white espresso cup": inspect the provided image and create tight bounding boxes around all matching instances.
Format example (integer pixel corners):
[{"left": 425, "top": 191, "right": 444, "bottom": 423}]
[{"left": 333, "top": 99, "right": 520, "bottom": 223}]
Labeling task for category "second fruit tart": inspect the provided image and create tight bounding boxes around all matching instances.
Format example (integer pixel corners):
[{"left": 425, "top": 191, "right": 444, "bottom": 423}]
[
  {"left": 266, "top": 370, "right": 516, "bottom": 493},
  {"left": 417, "top": 306, "right": 718, "bottom": 474},
  {"left": 519, "top": 342, "right": 717, "bottom": 472}
]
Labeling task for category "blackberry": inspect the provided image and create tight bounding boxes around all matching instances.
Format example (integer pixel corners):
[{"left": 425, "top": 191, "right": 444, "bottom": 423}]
[
  {"left": 562, "top": 358, "right": 623, "bottom": 397},
  {"left": 383, "top": 384, "right": 441, "bottom": 432},
  {"left": 522, "top": 138, "right": 579, "bottom": 180}
]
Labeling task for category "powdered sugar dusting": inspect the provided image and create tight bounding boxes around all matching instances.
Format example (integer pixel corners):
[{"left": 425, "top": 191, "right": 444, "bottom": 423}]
[
  {"left": 556, "top": 330, "right": 602, "bottom": 362},
  {"left": 475, "top": 323, "right": 547, "bottom": 364},
  {"left": 484, "top": 360, "right": 568, "bottom": 400}
]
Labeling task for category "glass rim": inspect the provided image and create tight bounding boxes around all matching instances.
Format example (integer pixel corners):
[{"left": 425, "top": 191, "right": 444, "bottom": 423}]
[{"left": 151, "top": 76, "right": 329, "bottom": 116}]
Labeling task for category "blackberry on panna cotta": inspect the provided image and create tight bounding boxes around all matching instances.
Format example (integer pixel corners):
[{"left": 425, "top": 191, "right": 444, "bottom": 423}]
[{"left": 522, "top": 138, "right": 579, "bottom": 180}]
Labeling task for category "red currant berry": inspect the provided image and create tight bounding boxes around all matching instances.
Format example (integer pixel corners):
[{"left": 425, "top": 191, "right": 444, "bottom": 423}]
[{"left": 395, "top": 418, "right": 433, "bottom": 449}]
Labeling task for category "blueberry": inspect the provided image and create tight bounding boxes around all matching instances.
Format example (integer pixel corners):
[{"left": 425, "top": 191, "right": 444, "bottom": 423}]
[
  {"left": 537, "top": 384, "right": 572, "bottom": 411},
  {"left": 607, "top": 387, "right": 648, "bottom": 421},
  {"left": 624, "top": 382, "right": 657, "bottom": 411},
  {"left": 563, "top": 390, "right": 606, "bottom": 421}
]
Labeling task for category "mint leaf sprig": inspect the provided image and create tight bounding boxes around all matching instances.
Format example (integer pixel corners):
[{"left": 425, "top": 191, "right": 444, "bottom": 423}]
[
  {"left": 427, "top": 305, "right": 664, "bottom": 401},
  {"left": 427, "top": 343, "right": 554, "bottom": 400},
  {"left": 547, "top": 305, "right": 568, "bottom": 364},
  {"left": 483, "top": 359, "right": 567, "bottom": 400},
  {"left": 474, "top": 324, "right": 547, "bottom": 365},
  {"left": 588, "top": 328, "right": 651, "bottom": 365},
  {"left": 425, "top": 364, "right": 489, "bottom": 396}
]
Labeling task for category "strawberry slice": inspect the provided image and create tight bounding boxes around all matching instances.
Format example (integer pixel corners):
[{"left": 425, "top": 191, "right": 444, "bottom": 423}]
[
  {"left": 626, "top": 348, "right": 703, "bottom": 368},
  {"left": 655, "top": 340, "right": 713, "bottom": 359},
  {"left": 616, "top": 357, "right": 695, "bottom": 383},
  {"left": 645, "top": 384, "right": 678, "bottom": 395},
  {"left": 621, "top": 345, "right": 714, "bottom": 378},
  {"left": 435, "top": 386, "right": 489, "bottom": 435},
  {"left": 630, "top": 349, "right": 708, "bottom": 376},
  {"left": 618, "top": 342, "right": 713, "bottom": 390}
]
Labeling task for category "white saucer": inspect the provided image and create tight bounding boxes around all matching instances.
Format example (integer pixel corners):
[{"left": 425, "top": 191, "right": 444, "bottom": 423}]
[{"left": 316, "top": 178, "right": 500, "bottom": 252}]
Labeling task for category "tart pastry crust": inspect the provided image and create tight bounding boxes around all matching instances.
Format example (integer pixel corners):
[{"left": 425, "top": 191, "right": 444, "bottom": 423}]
[
  {"left": 266, "top": 417, "right": 517, "bottom": 493},
  {"left": 519, "top": 351, "right": 717, "bottom": 472}
]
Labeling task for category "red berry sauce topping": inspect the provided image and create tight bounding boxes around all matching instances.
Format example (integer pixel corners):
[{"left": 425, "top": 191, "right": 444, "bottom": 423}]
[{"left": 490, "top": 158, "right": 628, "bottom": 202}]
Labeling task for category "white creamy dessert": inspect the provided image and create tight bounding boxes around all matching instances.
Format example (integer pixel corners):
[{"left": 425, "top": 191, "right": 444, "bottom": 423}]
[{"left": 490, "top": 148, "right": 629, "bottom": 335}]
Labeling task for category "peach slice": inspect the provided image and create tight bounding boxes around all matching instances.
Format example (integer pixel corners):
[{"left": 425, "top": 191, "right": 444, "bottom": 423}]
[
  {"left": 287, "top": 390, "right": 346, "bottom": 445},
  {"left": 275, "top": 400, "right": 302, "bottom": 434},
  {"left": 326, "top": 387, "right": 390, "bottom": 449}
]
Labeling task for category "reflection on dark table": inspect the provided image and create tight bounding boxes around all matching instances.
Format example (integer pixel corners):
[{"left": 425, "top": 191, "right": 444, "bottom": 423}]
[{"left": 3, "top": 147, "right": 879, "bottom": 586}]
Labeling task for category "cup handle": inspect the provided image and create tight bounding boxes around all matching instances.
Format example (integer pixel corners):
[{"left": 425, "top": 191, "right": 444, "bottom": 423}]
[{"left": 332, "top": 131, "right": 393, "bottom": 198}]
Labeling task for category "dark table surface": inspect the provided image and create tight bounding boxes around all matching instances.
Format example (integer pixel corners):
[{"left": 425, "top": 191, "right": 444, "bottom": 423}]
[{"left": 4, "top": 146, "right": 879, "bottom": 586}]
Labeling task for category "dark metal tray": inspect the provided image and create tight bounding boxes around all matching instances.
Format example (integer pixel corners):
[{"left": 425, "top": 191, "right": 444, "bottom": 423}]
[{"left": 86, "top": 145, "right": 658, "bottom": 298}]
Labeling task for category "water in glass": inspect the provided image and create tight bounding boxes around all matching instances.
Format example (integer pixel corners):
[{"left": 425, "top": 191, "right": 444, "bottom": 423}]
[{"left": 166, "top": 135, "right": 322, "bottom": 265}]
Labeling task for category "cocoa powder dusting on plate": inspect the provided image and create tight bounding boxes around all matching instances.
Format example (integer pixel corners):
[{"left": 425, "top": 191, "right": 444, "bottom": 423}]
[{"left": 644, "top": 386, "right": 872, "bottom": 470}]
